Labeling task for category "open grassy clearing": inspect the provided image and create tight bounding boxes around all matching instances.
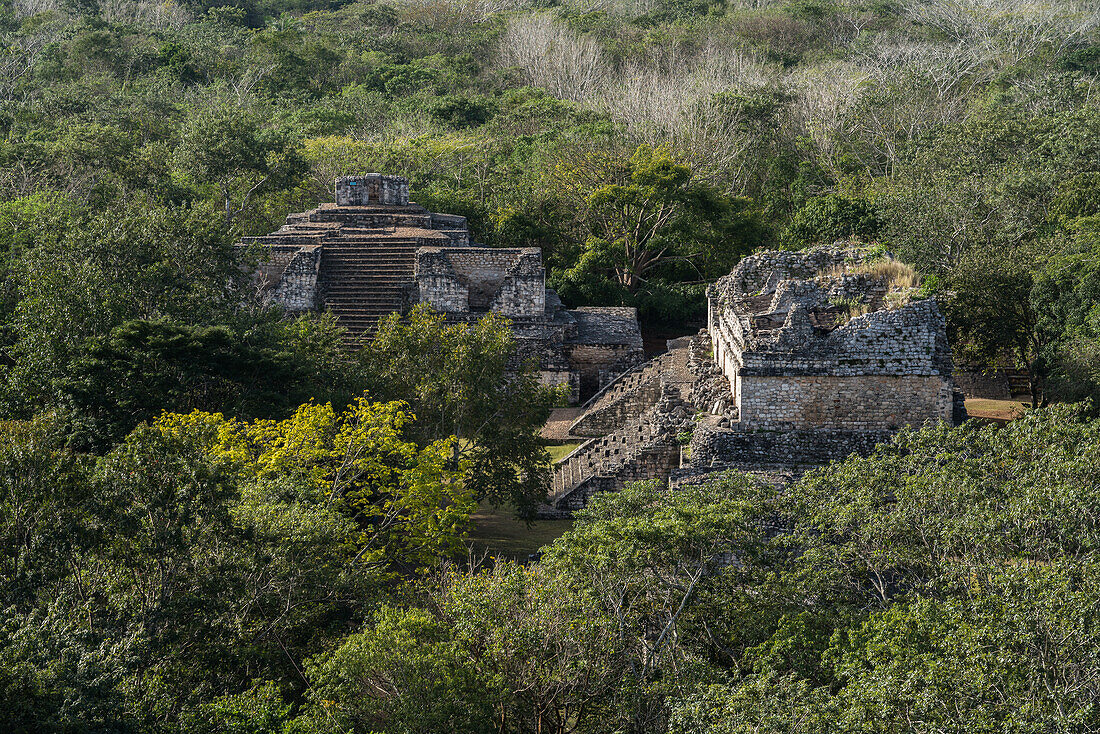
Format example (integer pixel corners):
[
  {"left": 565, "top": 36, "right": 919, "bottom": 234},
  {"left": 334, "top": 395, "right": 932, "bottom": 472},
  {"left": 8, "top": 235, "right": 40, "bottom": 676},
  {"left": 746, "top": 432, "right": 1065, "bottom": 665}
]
[
  {"left": 467, "top": 501, "right": 574, "bottom": 561},
  {"left": 965, "top": 398, "right": 1029, "bottom": 422},
  {"left": 547, "top": 441, "right": 583, "bottom": 462}
]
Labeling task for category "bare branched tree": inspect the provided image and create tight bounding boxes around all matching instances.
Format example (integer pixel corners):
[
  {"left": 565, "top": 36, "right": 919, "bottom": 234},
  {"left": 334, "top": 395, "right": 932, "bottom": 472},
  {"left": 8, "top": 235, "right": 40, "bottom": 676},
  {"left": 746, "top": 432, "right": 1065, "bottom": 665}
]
[
  {"left": 0, "top": 34, "right": 53, "bottom": 103},
  {"left": 499, "top": 12, "right": 610, "bottom": 103},
  {"left": 785, "top": 60, "right": 868, "bottom": 176},
  {"left": 906, "top": 0, "right": 1100, "bottom": 66},
  {"left": 10, "top": 0, "right": 67, "bottom": 16},
  {"left": 834, "top": 38, "right": 993, "bottom": 175},
  {"left": 97, "top": 0, "right": 191, "bottom": 29},
  {"left": 612, "top": 45, "right": 782, "bottom": 189},
  {"left": 391, "top": 0, "right": 534, "bottom": 22}
]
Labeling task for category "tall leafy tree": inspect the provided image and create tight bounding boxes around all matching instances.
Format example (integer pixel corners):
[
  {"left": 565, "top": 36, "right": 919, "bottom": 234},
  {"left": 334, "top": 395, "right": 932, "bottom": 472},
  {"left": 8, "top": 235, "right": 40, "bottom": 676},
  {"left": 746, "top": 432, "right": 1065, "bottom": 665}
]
[
  {"left": 362, "top": 305, "right": 560, "bottom": 520},
  {"left": 577, "top": 145, "right": 758, "bottom": 292},
  {"left": 174, "top": 102, "right": 307, "bottom": 230}
]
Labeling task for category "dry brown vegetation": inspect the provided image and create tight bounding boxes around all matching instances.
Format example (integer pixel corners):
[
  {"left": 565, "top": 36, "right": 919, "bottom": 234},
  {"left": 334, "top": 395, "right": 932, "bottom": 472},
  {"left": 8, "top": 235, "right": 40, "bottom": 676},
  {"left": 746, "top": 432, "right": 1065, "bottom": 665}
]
[{"left": 820, "top": 258, "right": 922, "bottom": 312}]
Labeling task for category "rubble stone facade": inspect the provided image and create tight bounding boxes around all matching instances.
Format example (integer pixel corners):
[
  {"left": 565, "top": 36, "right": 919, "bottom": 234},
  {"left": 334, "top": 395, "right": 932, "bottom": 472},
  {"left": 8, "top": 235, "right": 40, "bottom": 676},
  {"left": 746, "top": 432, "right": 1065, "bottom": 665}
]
[
  {"left": 242, "top": 175, "right": 644, "bottom": 403},
  {"left": 543, "top": 245, "right": 965, "bottom": 516},
  {"left": 415, "top": 247, "right": 546, "bottom": 316}
]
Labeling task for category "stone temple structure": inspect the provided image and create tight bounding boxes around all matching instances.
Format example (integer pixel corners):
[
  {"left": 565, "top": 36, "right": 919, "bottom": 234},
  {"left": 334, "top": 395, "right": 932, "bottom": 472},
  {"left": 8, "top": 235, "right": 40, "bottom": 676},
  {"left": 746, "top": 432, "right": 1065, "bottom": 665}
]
[
  {"left": 543, "top": 245, "right": 965, "bottom": 515},
  {"left": 243, "top": 175, "right": 643, "bottom": 401}
]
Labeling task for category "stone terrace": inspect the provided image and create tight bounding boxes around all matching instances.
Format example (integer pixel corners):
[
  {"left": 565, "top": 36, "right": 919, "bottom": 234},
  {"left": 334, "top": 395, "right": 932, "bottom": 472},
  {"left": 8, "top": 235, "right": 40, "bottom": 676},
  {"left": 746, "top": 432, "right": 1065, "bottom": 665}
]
[
  {"left": 243, "top": 175, "right": 645, "bottom": 401},
  {"left": 242, "top": 179, "right": 470, "bottom": 339}
]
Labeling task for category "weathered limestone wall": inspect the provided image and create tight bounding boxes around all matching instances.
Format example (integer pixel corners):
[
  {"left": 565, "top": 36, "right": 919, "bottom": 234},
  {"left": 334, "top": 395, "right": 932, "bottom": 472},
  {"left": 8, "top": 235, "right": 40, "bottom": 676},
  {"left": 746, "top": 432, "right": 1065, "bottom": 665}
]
[
  {"left": 415, "top": 249, "right": 469, "bottom": 312},
  {"left": 269, "top": 246, "right": 321, "bottom": 311},
  {"left": 335, "top": 174, "right": 409, "bottom": 206},
  {"left": 563, "top": 307, "right": 645, "bottom": 396},
  {"left": 723, "top": 246, "right": 858, "bottom": 296},
  {"left": 491, "top": 252, "right": 546, "bottom": 316},
  {"left": 690, "top": 423, "right": 891, "bottom": 469},
  {"left": 564, "top": 344, "right": 638, "bottom": 394},
  {"left": 727, "top": 300, "right": 955, "bottom": 429},
  {"left": 738, "top": 374, "right": 954, "bottom": 429},
  {"left": 738, "top": 300, "right": 953, "bottom": 378},
  {"left": 415, "top": 247, "right": 545, "bottom": 315},
  {"left": 252, "top": 245, "right": 301, "bottom": 287},
  {"left": 248, "top": 244, "right": 321, "bottom": 312},
  {"left": 710, "top": 307, "right": 744, "bottom": 398},
  {"left": 429, "top": 213, "right": 471, "bottom": 246},
  {"left": 669, "top": 246, "right": 967, "bottom": 493}
]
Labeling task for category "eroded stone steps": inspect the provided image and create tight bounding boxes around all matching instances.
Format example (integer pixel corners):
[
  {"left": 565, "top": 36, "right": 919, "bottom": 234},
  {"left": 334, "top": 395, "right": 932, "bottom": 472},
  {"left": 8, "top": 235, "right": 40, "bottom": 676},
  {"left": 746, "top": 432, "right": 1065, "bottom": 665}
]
[
  {"left": 568, "top": 349, "right": 691, "bottom": 438},
  {"left": 548, "top": 402, "right": 683, "bottom": 513},
  {"left": 324, "top": 264, "right": 412, "bottom": 272},
  {"left": 317, "top": 240, "right": 422, "bottom": 335},
  {"left": 322, "top": 284, "right": 407, "bottom": 291}
]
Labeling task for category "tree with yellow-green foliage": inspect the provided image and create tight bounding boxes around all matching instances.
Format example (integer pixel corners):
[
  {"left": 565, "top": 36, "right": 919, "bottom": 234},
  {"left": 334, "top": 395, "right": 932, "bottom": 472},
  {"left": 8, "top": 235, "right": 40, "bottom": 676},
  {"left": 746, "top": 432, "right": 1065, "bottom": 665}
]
[
  {"left": 0, "top": 396, "right": 474, "bottom": 732},
  {"left": 363, "top": 305, "right": 561, "bottom": 520},
  {"left": 158, "top": 396, "right": 472, "bottom": 576}
]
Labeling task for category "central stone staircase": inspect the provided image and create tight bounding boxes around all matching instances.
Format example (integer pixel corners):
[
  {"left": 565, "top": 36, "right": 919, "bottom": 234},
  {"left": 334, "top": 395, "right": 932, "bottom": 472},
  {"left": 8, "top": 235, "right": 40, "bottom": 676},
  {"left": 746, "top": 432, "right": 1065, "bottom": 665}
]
[
  {"left": 243, "top": 200, "right": 471, "bottom": 340},
  {"left": 318, "top": 236, "right": 421, "bottom": 338}
]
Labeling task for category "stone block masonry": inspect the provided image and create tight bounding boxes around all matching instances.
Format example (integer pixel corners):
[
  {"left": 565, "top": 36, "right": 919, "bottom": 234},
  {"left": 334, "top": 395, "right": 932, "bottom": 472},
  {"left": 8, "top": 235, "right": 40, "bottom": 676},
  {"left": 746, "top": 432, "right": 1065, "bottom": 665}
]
[
  {"left": 547, "top": 244, "right": 966, "bottom": 514},
  {"left": 415, "top": 247, "right": 546, "bottom": 316},
  {"left": 240, "top": 175, "right": 644, "bottom": 404},
  {"left": 269, "top": 246, "right": 321, "bottom": 311},
  {"left": 690, "top": 244, "right": 964, "bottom": 476},
  {"left": 738, "top": 374, "right": 954, "bottom": 429},
  {"left": 335, "top": 174, "right": 409, "bottom": 206},
  {"left": 689, "top": 421, "right": 892, "bottom": 470},
  {"left": 708, "top": 246, "right": 959, "bottom": 432}
]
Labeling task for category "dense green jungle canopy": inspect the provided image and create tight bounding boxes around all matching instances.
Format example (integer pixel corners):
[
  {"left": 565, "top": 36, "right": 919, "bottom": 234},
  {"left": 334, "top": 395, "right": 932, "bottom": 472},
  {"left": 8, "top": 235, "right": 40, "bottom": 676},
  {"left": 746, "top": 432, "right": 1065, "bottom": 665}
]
[{"left": 2, "top": 0, "right": 1100, "bottom": 731}]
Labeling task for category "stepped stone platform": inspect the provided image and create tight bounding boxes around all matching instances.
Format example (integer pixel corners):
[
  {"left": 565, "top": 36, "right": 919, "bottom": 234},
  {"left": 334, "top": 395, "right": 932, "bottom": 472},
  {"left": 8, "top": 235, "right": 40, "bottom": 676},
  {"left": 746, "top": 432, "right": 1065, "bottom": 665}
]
[
  {"left": 540, "top": 245, "right": 967, "bottom": 515},
  {"left": 241, "top": 198, "right": 465, "bottom": 338},
  {"left": 241, "top": 175, "right": 644, "bottom": 401}
]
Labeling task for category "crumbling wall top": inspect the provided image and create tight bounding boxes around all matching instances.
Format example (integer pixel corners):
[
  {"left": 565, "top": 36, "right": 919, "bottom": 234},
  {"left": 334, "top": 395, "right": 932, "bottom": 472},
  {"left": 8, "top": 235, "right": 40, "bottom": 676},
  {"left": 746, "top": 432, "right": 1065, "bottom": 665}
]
[
  {"left": 709, "top": 244, "right": 949, "bottom": 377},
  {"left": 710, "top": 244, "right": 865, "bottom": 309},
  {"left": 740, "top": 298, "right": 953, "bottom": 377},
  {"left": 335, "top": 174, "right": 410, "bottom": 206}
]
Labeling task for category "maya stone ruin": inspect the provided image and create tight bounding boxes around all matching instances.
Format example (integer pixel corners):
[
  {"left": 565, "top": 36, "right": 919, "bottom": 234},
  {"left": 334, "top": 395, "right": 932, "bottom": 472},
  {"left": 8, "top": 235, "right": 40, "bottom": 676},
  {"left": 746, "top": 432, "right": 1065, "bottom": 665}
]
[
  {"left": 544, "top": 245, "right": 965, "bottom": 515},
  {"left": 242, "top": 174, "right": 644, "bottom": 402},
  {"left": 243, "top": 178, "right": 964, "bottom": 515}
]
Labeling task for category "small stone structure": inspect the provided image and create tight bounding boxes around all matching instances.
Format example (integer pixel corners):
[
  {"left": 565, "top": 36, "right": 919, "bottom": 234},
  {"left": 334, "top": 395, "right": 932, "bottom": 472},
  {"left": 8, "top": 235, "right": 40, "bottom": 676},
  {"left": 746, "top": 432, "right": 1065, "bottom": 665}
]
[
  {"left": 411, "top": 246, "right": 642, "bottom": 398},
  {"left": 543, "top": 245, "right": 965, "bottom": 515},
  {"left": 335, "top": 174, "right": 409, "bottom": 206},
  {"left": 705, "top": 246, "right": 962, "bottom": 433},
  {"left": 242, "top": 175, "right": 643, "bottom": 403}
]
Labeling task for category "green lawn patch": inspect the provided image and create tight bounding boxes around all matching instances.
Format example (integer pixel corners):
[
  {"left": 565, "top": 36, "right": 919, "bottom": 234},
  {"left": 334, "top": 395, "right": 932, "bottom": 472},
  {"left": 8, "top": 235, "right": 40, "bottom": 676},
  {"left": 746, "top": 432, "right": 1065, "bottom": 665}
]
[
  {"left": 965, "top": 398, "right": 1028, "bottom": 423},
  {"left": 467, "top": 501, "right": 573, "bottom": 561},
  {"left": 547, "top": 441, "right": 583, "bottom": 462}
]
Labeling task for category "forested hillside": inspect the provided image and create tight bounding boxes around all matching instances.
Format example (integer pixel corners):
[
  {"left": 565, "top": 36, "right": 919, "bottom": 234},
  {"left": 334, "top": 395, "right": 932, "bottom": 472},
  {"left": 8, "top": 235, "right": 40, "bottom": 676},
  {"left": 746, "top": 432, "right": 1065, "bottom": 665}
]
[{"left": 2, "top": 0, "right": 1100, "bottom": 731}]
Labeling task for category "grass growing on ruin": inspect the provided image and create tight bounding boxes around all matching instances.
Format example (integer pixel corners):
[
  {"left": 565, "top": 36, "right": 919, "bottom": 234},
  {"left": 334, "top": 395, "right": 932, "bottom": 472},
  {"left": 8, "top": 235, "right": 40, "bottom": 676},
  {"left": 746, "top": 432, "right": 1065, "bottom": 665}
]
[
  {"left": 820, "top": 257, "right": 922, "bottom": 311},
  {"left": 467, "top": 501, "right": 573, "bottom": 561},
  {"left": 548, "top": 441, "right": 583, "bottom": 462},
  {"left": 866, "top": 259, "right": 920, "bottom": 291}
]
